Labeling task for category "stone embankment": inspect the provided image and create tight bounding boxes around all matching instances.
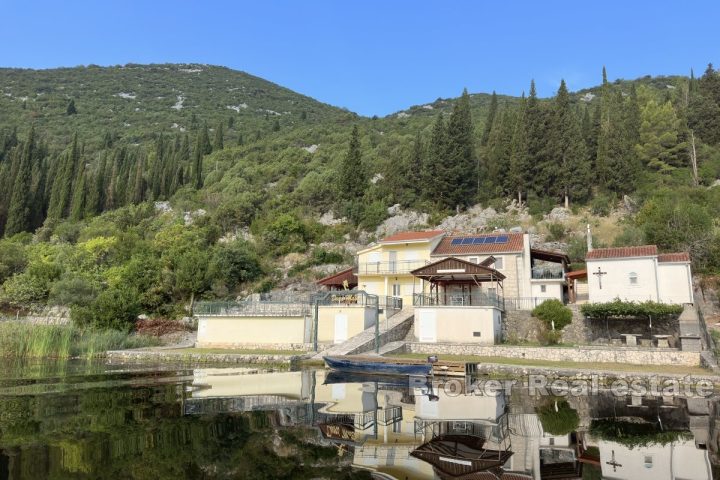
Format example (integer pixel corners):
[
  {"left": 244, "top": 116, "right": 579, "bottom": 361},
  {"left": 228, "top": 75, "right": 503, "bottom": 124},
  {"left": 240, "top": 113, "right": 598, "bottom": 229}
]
[{"left": 106, "top": 348, "right": 312, "bottom": 366}]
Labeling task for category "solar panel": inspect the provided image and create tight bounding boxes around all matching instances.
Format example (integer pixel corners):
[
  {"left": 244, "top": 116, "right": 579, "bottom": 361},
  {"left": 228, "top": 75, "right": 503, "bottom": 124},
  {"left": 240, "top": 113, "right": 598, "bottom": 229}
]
[
  {"left": 472, "top": 237, "right": 485, "bottom": 244},
  {"left": 496, "top": 235, "right": 509, "bottom": 243},
  {"left": 461, "top": 238, "right": 474, "bottom": 245},
  {"left": 450, "top": 238, "right": 463, "bottom": 245}
]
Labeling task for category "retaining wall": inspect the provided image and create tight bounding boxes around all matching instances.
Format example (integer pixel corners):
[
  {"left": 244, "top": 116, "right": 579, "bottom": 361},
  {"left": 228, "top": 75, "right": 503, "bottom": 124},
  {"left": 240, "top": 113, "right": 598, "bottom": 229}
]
[{"left": 407, "top": 343, "right": 701, "bottom": 366}]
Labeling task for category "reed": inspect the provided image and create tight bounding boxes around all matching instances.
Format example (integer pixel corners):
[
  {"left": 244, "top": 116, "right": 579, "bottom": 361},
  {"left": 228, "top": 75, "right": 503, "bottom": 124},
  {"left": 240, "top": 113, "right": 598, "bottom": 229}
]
[{"left": 0, "top": 322, "right": 160, "bottom": 360}]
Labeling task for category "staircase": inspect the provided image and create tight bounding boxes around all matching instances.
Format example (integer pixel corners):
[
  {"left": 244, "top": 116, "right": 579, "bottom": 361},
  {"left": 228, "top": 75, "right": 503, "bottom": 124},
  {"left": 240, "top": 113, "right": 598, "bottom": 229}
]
[{"left": 312, "top": 307, "right": 415, "bottom": 360}]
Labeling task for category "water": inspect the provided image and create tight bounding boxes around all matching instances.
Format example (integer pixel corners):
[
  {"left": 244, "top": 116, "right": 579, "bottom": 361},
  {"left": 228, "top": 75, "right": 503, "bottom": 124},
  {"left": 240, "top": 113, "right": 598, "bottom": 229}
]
[{"left": 0, "top": 361, "right": 718, "bottom": 479}]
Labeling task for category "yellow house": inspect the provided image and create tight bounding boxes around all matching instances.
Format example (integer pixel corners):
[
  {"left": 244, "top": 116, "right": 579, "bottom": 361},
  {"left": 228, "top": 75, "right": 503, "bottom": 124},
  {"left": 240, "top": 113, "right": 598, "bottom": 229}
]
[{"left": 356, "top": 230, "right": 444, "bottom": 306}]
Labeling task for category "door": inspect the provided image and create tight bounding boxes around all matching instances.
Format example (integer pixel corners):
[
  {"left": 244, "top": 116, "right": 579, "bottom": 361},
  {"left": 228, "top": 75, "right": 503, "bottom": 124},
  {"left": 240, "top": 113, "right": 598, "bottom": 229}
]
[
  {"left": 388, "top": 251, "right": 398, "bottom": 273},
  {"left": 334, "top": 314, "right": 348, "bottom": 344},
  {"left": 418, "top": 310, "right": 437, "bottom": 343}
]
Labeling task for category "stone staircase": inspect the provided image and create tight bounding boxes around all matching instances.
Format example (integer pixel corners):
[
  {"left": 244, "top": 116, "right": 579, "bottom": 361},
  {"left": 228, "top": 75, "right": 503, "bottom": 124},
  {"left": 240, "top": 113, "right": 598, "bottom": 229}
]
[{"left": 312, "top": 307, "right": 415, "bottom": 360}]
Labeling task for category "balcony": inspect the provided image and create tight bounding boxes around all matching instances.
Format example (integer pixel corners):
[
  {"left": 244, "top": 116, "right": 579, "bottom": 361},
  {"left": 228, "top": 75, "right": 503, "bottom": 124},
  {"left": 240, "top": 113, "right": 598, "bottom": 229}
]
[
  {"left": 531, "top": 265, "right": 565, "bottom": 280},
  {"left": 357, "top": 259, "right": 429, "bottom": 275},
  {"left": 413, "top": 292, "right": 504, "bottom": 309}
]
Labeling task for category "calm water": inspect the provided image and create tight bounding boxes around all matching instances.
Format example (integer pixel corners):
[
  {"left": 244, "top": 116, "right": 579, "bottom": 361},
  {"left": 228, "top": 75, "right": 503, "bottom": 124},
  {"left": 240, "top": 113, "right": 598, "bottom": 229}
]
[{"left": 0, "top": 362, "right": 718, "bottom": 479}]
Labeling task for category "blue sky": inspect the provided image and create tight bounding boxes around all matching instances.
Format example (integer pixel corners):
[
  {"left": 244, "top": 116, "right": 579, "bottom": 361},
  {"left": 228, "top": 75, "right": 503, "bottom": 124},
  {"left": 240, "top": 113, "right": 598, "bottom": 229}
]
[{"left": 2, "top": 1, "right": 718, "bottom": 116}]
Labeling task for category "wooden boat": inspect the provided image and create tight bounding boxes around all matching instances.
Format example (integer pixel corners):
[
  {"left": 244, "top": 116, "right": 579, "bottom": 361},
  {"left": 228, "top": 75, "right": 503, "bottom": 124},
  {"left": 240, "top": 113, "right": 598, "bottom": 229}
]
[{"left": 323, "top": 355, "right": 432, "bottom": 376}]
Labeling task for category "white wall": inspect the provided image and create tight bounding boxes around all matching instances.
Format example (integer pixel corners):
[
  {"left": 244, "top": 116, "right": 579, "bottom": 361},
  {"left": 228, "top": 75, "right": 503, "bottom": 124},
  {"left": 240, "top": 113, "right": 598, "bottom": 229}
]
[
  {"left": 657, "top": 263, "right": 694, "bottom": 304},
  {"left": 414, "top": 306, "right": 502, "bottom": 344},
  {"left": 587, "top": 257, "right": 658, "bottom": 303},
  {"left": 530, "top": 281, "right": 563, "bottom": 301}
]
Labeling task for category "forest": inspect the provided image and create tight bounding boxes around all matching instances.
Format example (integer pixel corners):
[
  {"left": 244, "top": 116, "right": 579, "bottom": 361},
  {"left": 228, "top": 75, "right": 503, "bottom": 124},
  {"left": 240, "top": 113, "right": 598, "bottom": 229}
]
[{"left": 1, "top": 63, "right": 719, "bottom": 330}]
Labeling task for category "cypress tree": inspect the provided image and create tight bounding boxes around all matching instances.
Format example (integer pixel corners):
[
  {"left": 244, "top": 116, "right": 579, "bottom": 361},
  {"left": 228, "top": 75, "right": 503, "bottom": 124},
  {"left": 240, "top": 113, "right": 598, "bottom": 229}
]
[
  {"left": 548, "top": 80, "right": 590, "bottom": 207},
  {"left": 445, "top": 89, "right": 475, "bottom": 208},
  {"left": 484, "top": 107, "right": 515, "bottom": 197},
  {"left": 4, "top": 130, "right": 34, "bottom": 235},
  {"left": 423, "top": 114, "right": 448, "bottom": 204},
  {"left": 199, "top": 124, "right": 212, "bottom": 155},
  {"left": 508, "top": 94, "right": 530, "bottom": 204},
  {"left": 131, "top": 154, "right": 146, "bottom": 204},
  {"left": 337, "top": 125, "right": 365, "bottom": 201},
  {"left": 480, "top": 91, "right": 498, "bottom": 146},
  {"left": 192, "top": 134, "right": 204, "bottom": 190},
  {"left": 214, "top": 123, "right": 224, "bottom": 150},
  {"left": 407, "top": 131, "right": 424, "bottom": 199},
  {"left": 69, "top": 163, "right": 86, "bottom": 221},
  {"left": 66, "top": 99, "right": 77, "bottom": 115}
]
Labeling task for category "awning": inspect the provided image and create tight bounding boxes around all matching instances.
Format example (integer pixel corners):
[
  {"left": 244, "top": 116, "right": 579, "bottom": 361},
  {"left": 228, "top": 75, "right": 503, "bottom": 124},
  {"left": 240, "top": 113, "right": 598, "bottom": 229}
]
[{"left": 411, "top": 257, "right": 506, "bottom": 282}]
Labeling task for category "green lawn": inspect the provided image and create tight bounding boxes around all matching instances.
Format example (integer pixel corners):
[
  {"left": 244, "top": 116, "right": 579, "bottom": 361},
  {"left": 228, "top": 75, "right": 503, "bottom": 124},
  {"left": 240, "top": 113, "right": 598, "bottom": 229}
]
[
  {"left": 163, "top": 347, "right": 309, "bottom": 356},
  {"left": 387, "top": 353, "right": 713, "bottom": 376}
]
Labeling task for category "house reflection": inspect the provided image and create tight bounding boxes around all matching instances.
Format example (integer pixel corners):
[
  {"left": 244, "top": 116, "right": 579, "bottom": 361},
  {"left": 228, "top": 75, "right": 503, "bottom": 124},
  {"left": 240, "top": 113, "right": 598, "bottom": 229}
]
[{"left": 184, "top": 369, "right": 715, "bottom": 480}]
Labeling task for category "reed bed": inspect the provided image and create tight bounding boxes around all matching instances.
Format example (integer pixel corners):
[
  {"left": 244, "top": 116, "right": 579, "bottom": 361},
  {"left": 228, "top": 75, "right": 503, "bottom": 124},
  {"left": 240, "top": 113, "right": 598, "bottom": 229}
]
[{"left": 0, "top": 322, "right": 160, "bottom": 359}]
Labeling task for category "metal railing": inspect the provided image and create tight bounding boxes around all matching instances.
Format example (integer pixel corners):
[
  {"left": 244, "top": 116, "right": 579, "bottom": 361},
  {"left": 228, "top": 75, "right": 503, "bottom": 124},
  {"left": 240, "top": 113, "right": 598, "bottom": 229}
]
[
  {"left": 194, "top": 300, "right": 311, "bottom": 317},
  {"left": 357, "top": 259, "right": 428, "bottom": 275},
  {"left": 504, "top": 297, "right": 563, "bottom": 310},
  {"left": 313, "top": 289, "right": 379, "bottom": 307},
  {"left": 531, "top": 265, "right": 565, "bottom": 280},
  {"left": 413, "top": 292, "right": 504, "bottom": 309}
]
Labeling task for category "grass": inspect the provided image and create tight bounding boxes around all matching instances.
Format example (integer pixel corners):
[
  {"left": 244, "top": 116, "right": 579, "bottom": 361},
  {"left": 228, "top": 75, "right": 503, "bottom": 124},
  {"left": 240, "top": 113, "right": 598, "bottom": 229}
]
[
  {"left": 387, "top": 353, "right": 713, "bottom": 376},
  {"left": 0, "top": 322, "right": 160, "bottom": 360},
  {"left": 163, "top": 347, "right": 309, "bottom": 356}
]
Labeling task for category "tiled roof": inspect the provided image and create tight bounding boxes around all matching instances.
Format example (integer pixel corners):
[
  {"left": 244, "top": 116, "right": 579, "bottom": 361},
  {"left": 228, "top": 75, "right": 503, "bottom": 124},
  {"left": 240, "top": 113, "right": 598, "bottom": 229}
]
[
  {"left": 586, "top": 245, "right": 658, "bottom": 260},
  {"left": 316, "top": 267, "right": 358, "bottom": 286},
  {"left": 381, "top": 230, "right": 444, "bottom": 243},
  {"left": 658, "top": 252, "right": 691, "bottom": 263},
  {"left": 431, "top": 232, "right": 524, "bottom": 256},
  {"left": 565, "top": 269, "right": 587, "bottom": 279}
]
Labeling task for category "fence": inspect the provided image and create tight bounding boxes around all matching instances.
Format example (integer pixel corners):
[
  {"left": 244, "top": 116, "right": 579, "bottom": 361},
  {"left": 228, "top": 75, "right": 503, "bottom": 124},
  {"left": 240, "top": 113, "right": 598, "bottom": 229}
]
[
  {"left": 504, "top": 297, "right": 550, "bottom": 311},
  {"left": 413, "top": 292, "right": 504, "bottom": 309},
  {"left": 193, "top": 300, "right": 311, "bottom": 317}
]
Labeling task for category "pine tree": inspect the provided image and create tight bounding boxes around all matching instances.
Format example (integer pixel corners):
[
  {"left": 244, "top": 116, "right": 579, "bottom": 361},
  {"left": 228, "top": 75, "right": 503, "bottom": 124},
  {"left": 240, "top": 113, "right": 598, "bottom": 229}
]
[
  {"left": 337, "top": 125, "right": 365, "bottom": 201},
  {"left": 199, "top": 124, "right": 212, "bottom": 155},
  {"left": 66, "top": 99, "right": 77, "bottom": 115},
  {"left": 484, "top": 108, "right": 515, "bottom": 198},
  {"left": 525, "top": 80, "right": 550, "bottom": 196},
  {"left": 407, "top": 131, "right": 424, "bottom": 198},
  {"left": 131, "top": 154, "right": 146, "bottom": 204},
  {"left": 272, "top": 119, "right": 280, "bottom": 132},
  {"left": 635, "top": 99, "right": 687, "bottom": 174},
  {"left": 213, "top": 123, "right": 224, "bottom": 150},
  {"left": 480, "top": 91, "right": 498, "bottom": 146}
]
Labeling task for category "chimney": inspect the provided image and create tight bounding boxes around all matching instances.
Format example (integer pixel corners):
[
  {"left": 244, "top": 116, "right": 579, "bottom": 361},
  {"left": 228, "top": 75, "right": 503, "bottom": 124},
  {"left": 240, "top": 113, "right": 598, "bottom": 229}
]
[{"left": 586, "top": 224, "right": 593, "bottom": 252}]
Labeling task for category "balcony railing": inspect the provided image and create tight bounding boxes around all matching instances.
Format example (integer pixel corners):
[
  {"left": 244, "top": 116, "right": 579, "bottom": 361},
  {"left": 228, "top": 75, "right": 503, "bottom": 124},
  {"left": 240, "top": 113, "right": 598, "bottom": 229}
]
[
  {"left": 531, "top": 265, "right": 565, "bottom": 280},
  {"left": 357, "top": 260, "right": 428, "bottom": 275},
  {"left": 413, "top": 292, "right": 504, "bottom": 309}
]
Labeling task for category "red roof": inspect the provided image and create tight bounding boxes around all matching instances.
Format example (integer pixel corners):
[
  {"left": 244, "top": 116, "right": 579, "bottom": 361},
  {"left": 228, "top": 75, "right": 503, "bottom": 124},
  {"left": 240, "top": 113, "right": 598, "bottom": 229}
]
[
  {"left": 431, "top": 232, "right": 525, "bottom": 256},
  {"left": 586, "top": 245, "right": 658, "bottom": 260},
  {"left": 566, "top": 269, "right": 587, "bottom": 279},
  {"left": 658, "top": 252, "right": 691, "bottom": 263},
  {"left": 381, "top": 230, "right": 444, "bottom": 243},
  {"left": 316, "top": 267, "right": 358, "bottom": 287}
]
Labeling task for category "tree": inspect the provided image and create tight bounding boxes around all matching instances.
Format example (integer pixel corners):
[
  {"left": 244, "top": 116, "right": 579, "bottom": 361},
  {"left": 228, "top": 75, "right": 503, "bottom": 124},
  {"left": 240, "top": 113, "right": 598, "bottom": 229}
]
[
  {"left": 66, "top": 99, "right": 77, "bottom": 115},
  {"left": 508, "top": 95, "right": 530, "bottom": 203},
  {"left": 192, "top": 133, "right": 204, "bottom": 189},
  {"left": 445, "top": 89, "right": 475, "bottom": 208},
  {"left": 480, "top": 91, "right": 498, "bottom": 146},
  {"left": 174, "top": 249, "right": 210, "bottom": 315},
  {"left": 337, "top": 125, "right": 365, "bottom": 202},
  {"left": 635, "top": 99, "right": 686, "bottom": 174},
  {"left": 213, "top": 123, "right": 224, "bottom": 150},
  {"left": 4, "top": 131, "right": 34, "bottom": 236},
  {"left": 423, "top": 114, "right": 449, "bottom": 205},
  {"left": 547, "top": 80, "right": 590, "bottom": 207}
]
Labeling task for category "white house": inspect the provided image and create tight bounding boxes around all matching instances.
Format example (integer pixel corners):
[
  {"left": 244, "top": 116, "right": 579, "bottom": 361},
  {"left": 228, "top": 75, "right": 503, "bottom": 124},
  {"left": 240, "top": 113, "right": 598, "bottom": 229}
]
[{"left": 585, "top": 245, "right": 693, "bottom": 304}]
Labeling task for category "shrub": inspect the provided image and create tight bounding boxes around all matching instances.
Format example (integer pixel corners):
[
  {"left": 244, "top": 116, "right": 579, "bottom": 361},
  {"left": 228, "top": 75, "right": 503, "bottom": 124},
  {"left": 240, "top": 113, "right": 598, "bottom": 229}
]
[
  {"left": 532, "top": 299, "right": 573, "bottom": 331},
  {"left": 545, "top": 222, "right": 567, "bottom": 242},
  {"left": 580, "top": 299, "right": 683, "bottom": 319},
  {"left": 71, "top": 287, "right": 141, "bottom": 331},
  {"left": 590, "top": 193, "right": 613, "bottom": 216},
  {"left": 537, "top": 399, "right": 580, "bottom": 435}
]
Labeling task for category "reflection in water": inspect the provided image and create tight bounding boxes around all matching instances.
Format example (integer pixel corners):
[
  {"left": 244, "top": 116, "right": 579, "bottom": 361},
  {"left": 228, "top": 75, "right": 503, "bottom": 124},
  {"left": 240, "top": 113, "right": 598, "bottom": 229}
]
[{"left": 0, "top": 362, "right": 717, "bottom": 479}]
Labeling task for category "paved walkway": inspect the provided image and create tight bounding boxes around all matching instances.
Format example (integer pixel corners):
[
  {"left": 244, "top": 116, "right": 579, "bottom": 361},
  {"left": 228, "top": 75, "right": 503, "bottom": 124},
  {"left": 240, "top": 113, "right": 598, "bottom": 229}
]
[{"left": 312, "top": 307, "right": 414, "bottom": 360}]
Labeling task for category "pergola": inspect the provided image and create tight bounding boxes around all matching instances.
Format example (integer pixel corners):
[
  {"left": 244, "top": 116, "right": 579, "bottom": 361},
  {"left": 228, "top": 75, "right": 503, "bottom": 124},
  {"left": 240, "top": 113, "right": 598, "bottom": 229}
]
[{"left": 411, "top": 257, "right": 505, "bottom": 307}]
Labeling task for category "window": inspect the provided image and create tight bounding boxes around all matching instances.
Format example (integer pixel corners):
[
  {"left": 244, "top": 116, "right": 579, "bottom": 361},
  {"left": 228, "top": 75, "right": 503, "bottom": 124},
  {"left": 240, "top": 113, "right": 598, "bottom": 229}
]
[
  {"left": 540, "top": 285, "right": 547, "bottom": 293},
  {"left": 644, "top": 455, "right": 653, "bottom": 468},
  {"left": 469, "top": 256, "right": 480, "bottom": 264},
  {"left": 629, "top": 272, "right": 638, "bottom": 285},
  {"left": 493, "top": 257, "right": 504, "bottom": 270},
  {"left": 392, "top": 284, "right": 401, "bottom": 297}
]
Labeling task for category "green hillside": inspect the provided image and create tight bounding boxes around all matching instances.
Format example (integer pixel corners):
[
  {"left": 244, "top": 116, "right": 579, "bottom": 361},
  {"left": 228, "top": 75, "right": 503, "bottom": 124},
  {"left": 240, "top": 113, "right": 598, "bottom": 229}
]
[{"left": 1, "top": 63, "right": 720, "bottom": 330}]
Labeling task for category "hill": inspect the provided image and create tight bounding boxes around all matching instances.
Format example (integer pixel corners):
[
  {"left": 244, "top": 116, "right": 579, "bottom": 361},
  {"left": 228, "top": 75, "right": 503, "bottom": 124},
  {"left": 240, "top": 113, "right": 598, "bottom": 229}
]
[{"left": 1, "top": 63, "right": 720, "bottom": 329}]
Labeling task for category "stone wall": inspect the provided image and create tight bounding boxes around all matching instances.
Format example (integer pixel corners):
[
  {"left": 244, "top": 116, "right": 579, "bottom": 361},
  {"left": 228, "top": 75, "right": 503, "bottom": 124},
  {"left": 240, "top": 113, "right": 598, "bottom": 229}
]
[
  {"left": 407, "top": 342, "right": 701, "bottom": 366},
  {"left": 106, "top": 349, "right": 308, "bottom": 365},
  {"left": 503, "top": 305, "right": 680, "bottom": 346},
  {"left": 0, "top": 306, "right": 70, "bottom": 325},
  {"left": 194, "top": 342, "right": 313, "bottom": 351}
]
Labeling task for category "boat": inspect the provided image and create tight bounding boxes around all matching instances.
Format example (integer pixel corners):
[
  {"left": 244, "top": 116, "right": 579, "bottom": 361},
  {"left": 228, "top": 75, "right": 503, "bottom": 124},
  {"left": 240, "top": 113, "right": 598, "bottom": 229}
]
[{"left": 323, "top": 355, "right": 432, "bottom": 376}]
